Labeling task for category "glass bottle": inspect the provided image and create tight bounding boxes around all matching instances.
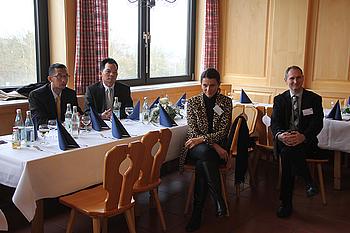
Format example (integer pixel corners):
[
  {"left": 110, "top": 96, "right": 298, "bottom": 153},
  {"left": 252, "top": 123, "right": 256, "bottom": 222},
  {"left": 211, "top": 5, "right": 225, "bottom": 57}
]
[
  {"left": 24, "top": 111, "right": 35, "bottom": 146},
  {"left": 14, "top": 109, "right": 25, "bottom": 143},
  {"left": 142, "top": 97, "right": 150, "bottom": 123},
  {"left": 64, "top": 103, "right": 72, "bottom": 133},
  {"left": 71, "top": 106, "right": 80, "bottom": 138},
  {"left": 113, "top": 97, "right": 121, "bottom": 119}
]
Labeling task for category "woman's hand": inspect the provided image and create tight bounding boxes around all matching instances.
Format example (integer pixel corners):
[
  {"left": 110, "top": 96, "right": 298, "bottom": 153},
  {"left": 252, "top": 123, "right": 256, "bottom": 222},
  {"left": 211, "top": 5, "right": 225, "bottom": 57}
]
[
  {"left": 185, "top": 137, "right": 204, "bottom": 149},
  {"left": 212, "top": 143, "right": 229, "bottom": 161}
]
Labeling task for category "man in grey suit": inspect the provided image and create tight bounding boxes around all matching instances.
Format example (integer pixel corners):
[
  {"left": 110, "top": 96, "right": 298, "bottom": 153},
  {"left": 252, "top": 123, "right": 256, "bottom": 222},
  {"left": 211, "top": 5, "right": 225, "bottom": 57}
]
[
  {"left": 84, "top": 58, "right": 133, "bottom": 119},
  {"left": 271, "top": 66, "right": 324, "bottom": 218}
]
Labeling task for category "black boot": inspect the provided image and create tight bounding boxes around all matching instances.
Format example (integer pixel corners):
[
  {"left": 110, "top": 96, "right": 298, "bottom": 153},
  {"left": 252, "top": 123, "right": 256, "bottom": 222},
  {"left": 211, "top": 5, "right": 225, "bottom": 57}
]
[
  {"left": 186, "top": 171, "right": 208, "bottom": 232},
  {"left": 202, "top": 161, "right": 227, "bottom": 217}
]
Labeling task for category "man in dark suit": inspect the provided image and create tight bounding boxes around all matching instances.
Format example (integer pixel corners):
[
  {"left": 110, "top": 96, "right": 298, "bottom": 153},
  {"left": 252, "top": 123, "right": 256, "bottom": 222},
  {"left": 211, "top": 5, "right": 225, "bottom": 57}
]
[
  {"left": 271, "top": 65, "right": 324, "bottom": 218},
  {"left": 29, "top": 63, "right": 82, "bottom": 125},
  {"left": 84, "top": 58, "right": 133, "bottom": 119}
]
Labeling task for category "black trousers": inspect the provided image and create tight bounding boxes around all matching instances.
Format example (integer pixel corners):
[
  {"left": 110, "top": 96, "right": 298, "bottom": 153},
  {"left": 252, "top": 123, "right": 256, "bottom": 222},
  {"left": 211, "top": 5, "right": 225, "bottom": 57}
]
[
  {"left": 279, "top": 144, "right": 313, "bottom": 204},
  {"left": 187, "top": 143, "right": 225, "bottom": 211}
]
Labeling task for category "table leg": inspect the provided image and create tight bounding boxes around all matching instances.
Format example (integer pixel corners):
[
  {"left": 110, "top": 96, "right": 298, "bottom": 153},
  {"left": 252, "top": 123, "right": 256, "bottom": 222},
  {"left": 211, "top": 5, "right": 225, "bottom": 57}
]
[
  {"left": 334, "top": 151, "right": 341, "bottom": 190},
  {"left": 31, "top": 200, "right": 44, "bottom": 233}
]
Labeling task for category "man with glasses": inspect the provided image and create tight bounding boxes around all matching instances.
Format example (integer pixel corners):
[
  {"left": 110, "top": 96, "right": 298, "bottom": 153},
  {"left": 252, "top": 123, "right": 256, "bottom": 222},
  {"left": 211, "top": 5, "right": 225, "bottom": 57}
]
[
  {"left": 29, "top": 63, "right": 82, "bottom": 125},
  {"left": 84, "top": 58, "right": 133, "bottom": 119}
]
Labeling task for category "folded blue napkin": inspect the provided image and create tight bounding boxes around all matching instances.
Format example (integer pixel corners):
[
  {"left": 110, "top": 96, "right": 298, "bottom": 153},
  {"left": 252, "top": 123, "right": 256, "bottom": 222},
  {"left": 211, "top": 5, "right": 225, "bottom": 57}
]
[
  {"left": 150, "top": 97, "right": 160, "bottom": 109},
  {"left": 176, "top": 93, "right": 186, "bottom": 108},
  {"left": 240, "top": 89, "right": 252, "bottom": 103},
  {"left": 159, "top": 105, "right": 177, "bottom": 127},
  {"left": 112, "top": 113, "right": 130, "bottom": 139},
  {"left": 57, "top": 120, "right": 80, "bottom": 151},
  {"left": 89, "top": 107, "right": 110, "bottom": 131},
  {"left": 127, "top": 100, "right": 140, "bottom": 120},
  {"left": 326, "top": 100, "right": 342, "bottom": 120}
]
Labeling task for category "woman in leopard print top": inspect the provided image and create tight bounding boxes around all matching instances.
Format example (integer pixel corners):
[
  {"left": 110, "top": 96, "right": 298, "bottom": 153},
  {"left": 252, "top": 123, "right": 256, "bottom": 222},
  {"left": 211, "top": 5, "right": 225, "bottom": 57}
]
[{"left": 181, "top": 68, "right": 232, "bottom": 232}]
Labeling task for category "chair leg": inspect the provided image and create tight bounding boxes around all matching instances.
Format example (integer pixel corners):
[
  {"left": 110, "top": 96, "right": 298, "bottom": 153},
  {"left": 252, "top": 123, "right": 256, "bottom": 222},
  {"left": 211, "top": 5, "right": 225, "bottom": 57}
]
[
  {"left": 317, "top": 163, "right": 327, "bottom": 205},
  {"left": 152, "top": 188, "right": 167, "bottom": 231},
  {"left": 220, "top": 173, "right": 229, "bottom": 216},
  {"left": 125, "top": 207, "right": 137, "bottom": 233},
  {"left": 101, "top": 217, "right": 108, "bottom": 233},
  {"left": 184, "top": 172, "right": 195, "bottom": 215},
  {"left": 92, "top": 217, "right": 101, "bottom": 233},
  {"left": 248, "top": 150, "right": 259, "bottom": 186},
  {"left": 65, "top": 209, "right": 76, "bottom": 233}
]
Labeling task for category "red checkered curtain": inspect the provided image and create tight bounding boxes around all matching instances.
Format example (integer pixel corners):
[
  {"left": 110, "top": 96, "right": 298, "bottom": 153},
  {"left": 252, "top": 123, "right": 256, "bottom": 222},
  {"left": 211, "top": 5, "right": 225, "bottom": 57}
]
[
  {"left": 203, "top": 0, "right": 219, "bottom": 70},
  {"left": 74, "top": 0, "right": 108, "bottom": 95}
]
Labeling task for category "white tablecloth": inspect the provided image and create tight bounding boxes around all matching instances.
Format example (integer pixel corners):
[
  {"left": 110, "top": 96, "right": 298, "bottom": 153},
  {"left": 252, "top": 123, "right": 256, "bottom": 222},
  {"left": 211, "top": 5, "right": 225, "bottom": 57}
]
[
  {"left": 0, "top": 119, "right": 187, "bottom": 229},
  {"left": 317, "top": 118, "right": 350, "bottom": 153}
]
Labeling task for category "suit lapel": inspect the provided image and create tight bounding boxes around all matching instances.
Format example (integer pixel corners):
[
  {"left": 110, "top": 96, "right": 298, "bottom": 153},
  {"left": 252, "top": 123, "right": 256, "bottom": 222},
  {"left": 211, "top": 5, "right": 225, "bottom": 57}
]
[
  {"left": 45, "top": 84, "right": 57, "bottom": 118},
  {"left": 98, "top": 82, "right": 106, "bottom": 111},
  {"left": 283, "top": 91, "right": 292, "bottom": 127},
  {"left": 212, "top": 95, "right": 222, "bottom": 131},
  {"left": 199, "top": 94, "right": 209, "bottom": 133}
]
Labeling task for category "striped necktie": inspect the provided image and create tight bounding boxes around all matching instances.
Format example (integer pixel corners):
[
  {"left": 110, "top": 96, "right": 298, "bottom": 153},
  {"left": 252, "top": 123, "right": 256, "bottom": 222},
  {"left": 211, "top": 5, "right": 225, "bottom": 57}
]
[
  {"left": 106, "top": 88, "right": 113, "bottom": 110},
  {"left": 292, "top": 95, "right": 299, "bottom": 130}
]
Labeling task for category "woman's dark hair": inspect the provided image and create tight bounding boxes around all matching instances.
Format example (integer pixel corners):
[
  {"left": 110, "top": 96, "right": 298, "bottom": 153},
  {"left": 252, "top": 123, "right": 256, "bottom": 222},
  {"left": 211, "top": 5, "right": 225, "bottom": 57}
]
[{"left": 200, "top": 68, "right": 221, "bottom": 84}]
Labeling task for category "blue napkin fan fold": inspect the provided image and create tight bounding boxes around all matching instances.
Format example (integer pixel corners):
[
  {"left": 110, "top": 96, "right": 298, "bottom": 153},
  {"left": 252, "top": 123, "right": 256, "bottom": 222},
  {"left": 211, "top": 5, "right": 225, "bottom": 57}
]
[
  {"left": 240, "top": 89, "right": 252, "bottom": 104},
  {"left": 112, "top": 113, "right": 130, "bottom": 139},
  {"left": 57, "top": 120, "right": 80, "bottom": 151},
  {"left": 176, "top": 93, "right": 186, "bottom": 108},
  {"left": 127, "top": 100, "right": 140, "bottom": 120},
  {"left": 326, "top": 100, "right": 342, "bottom": 121},
  {"left": 159, "top": 105, "right": 177, "bottom": 127},
  {"left": 150, "top": 97, "right": 160, "bottom": 109},
  {"left": 89, "top": 106, "right": 110, "bottom": 131}
]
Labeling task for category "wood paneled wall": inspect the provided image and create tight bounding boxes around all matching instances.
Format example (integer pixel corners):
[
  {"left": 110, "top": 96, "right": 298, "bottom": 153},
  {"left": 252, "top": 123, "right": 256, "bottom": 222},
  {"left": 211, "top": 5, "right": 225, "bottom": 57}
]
[{"left": 218, "top": 0, "right": 350, "bottom": 104}]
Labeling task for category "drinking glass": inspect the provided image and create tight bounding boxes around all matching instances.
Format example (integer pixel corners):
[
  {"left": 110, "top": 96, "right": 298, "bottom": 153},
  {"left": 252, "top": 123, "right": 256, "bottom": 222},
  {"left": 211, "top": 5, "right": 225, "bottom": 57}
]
[
  {"left": 125, "top": 107, "right": 134, "bottom": 117},
  {"left": 48, "top": 119, "right": 57, "bottom": 140},
  {"left": 38, "top": 124, "right": 50, "bottom": 144},
  {"left": 81, "top": 114, "right": 91, "bottom": 132}
]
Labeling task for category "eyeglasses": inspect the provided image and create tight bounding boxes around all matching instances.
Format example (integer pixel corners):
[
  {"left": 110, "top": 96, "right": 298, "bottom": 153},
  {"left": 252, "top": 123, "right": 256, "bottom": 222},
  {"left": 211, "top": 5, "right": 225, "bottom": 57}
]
[{"left": 52, "top": 74, "right": 70, "bottom": 80}]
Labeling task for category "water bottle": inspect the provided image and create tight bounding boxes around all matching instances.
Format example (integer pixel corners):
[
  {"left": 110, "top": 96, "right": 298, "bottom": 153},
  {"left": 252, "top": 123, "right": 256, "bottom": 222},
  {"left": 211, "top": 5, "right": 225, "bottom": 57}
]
[
  {"left": 24, "top": 111, "right": 35, "bottom": 146},
  {"left": 142, "top": 97, "right": 150, "bottom": 123},
  {"left": 14, "top": 109, "right": 25, "bottom": 144},
  {"left": 65, "top": 103, "right": 72, "bottom": 133},
  {"left": 71, "top": 106, "right": 80, "bottom": 138},
  {"left": 113, "top": 97, "right": 121, "bottom": 119}
]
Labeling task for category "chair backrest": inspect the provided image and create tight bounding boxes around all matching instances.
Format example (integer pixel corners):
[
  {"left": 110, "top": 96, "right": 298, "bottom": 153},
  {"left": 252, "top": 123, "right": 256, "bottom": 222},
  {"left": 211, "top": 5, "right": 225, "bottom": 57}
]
[
  {"left": 255, "top": 106, "right": 267, "bottom": 145},
  {"left": 232, "top": 104, "right": 245, "bottom": 122},
  {"left": 227, "top": 117, "right": 243, "bottom": 156},
  {"left": 134, "top": 128, "right": 172, "bottom": 188},
  {"left": 245, "top": 105, "right": 258, "bottom": 135},
  {"left": 103, "top": 141, "right": 145, "bottom": 210},
  {"left": 265, "top": 106, "right": 273, "bottom": 146}
]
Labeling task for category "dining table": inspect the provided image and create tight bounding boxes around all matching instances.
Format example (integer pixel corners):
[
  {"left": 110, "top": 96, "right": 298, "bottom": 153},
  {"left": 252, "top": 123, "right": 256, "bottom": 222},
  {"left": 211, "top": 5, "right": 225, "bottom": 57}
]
[{"left": 0, "top": 118, "right": 188, "bottom": 232}]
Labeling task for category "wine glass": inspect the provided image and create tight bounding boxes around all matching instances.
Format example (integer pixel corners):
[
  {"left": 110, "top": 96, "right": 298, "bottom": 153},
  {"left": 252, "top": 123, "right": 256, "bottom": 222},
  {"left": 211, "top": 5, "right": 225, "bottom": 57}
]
[
  {"left": 48, "top": 120, "right": 57, "bottom": 140},
  {"left": 38, "top": 124, "right": 50, "bottom": 144},
  {"left": 81, "top": 114, "right": 91, "bottom": 132},
  {"left": 125, "top": 107, "right": 134, "bottom": 117}
]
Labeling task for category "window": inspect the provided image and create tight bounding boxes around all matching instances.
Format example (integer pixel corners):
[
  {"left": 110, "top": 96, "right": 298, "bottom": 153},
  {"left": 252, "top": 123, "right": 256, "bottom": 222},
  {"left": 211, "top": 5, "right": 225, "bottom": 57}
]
[
  {"left": 0, "top": 0, "right": 49, "bottom": 89},
  {"left": 108, "top": 0, "right": 195, "bottom": 85}
]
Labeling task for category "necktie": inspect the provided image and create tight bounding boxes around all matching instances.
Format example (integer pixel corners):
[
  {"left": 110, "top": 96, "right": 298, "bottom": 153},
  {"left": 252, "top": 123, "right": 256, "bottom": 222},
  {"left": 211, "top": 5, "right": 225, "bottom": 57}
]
[
  {"left": 106, "top": 88, "right": 113, "bottom": 110},
  {"left": 292, "top": 95, "right": 299, "bottom": 130},
  {"left": 56, "top": 95, "right": 61, "bottom": 120}
]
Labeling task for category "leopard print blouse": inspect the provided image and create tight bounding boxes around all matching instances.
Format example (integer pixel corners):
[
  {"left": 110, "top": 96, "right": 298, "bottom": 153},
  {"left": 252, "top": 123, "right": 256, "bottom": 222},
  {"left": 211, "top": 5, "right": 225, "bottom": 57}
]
[{"left": 179, "top": 93, "right": 233, "bottom": 172}]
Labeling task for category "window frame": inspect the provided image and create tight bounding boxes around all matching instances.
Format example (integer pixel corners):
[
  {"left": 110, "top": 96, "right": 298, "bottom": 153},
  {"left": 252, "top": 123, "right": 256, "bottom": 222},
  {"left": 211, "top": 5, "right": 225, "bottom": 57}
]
[
  {"left": 117, "top": 0, "right": 196, "bottom": 86},
  {"left": 0, "top": 0, "right": 50, "bottom": 91}
]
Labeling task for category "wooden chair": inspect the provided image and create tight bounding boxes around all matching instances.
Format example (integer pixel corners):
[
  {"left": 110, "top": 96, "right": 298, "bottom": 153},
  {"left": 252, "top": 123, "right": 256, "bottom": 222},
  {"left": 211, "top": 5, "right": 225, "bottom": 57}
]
[
  {"left": 133, "top": 128, "right": 172, "bottom": 232},
  {"left": 184, "top": 118, "right": 243, "bottom": 216},
  {"left": 59, "top": 141, "right": 145, "bottom": 233}
]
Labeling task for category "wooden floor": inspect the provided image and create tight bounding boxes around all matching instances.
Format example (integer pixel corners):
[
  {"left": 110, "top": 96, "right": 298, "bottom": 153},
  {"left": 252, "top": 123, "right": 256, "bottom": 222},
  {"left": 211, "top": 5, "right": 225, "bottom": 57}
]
[{"left": 1, "top": 159, "right": 350, "bottom": 233}]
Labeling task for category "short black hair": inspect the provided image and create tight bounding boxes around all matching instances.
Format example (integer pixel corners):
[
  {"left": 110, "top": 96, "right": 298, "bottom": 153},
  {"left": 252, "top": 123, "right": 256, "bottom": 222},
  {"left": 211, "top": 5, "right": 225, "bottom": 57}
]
[
  {"left": 100, "top": 58, "right": 118, "bottom": 71},
  {"left": 200, "top": 68, "right": 221, "bottom": 84},
  {"left": 48, "top": 63, "right": 67, "bottom": 76},
  {"left": 285, "top": 65, "right": 303, "bottom": 80}
]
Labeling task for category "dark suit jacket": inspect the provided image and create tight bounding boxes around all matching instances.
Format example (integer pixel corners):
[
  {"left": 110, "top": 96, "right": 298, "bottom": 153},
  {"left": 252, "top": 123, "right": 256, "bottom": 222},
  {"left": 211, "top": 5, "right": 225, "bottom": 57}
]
[
  {"left": 84, "top": 81, "right": 133, "bottom": 119},
  {"left": 271, "top": 89, "right": 324, "bottom": 154},
  {"left": 28, "top": 83, "right": 82, "bottom": 125}
]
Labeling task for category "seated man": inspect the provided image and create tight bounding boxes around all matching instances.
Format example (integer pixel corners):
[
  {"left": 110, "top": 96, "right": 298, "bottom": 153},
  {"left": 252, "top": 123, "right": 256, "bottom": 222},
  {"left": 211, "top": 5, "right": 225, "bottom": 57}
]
[
  {"left": 271, "top": 65, "right": 324, "bottom": 218},
  {"left": 29, "top": 63, "right": 82, "bottom": 125},
  {"left": 84, "top": 58, "right": 133, "bottom": 119}
]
